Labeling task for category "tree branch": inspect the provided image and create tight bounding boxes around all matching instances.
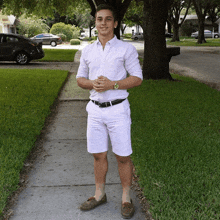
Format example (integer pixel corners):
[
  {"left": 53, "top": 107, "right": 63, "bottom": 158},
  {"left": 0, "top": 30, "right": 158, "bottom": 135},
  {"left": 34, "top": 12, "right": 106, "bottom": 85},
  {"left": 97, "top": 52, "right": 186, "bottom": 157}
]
[{"left": 180, "top": 0, "right": 192, "bottom": 26}]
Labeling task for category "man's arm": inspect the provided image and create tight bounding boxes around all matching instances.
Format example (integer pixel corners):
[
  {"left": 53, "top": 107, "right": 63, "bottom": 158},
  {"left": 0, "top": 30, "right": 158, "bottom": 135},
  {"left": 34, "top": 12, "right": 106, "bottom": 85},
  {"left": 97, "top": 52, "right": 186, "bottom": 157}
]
[
  {"left": 77, "top": 77, "right": 94, "bottom": 90},
  {"left": 93, "top": 75, "right": 142, "bottom": 93}
]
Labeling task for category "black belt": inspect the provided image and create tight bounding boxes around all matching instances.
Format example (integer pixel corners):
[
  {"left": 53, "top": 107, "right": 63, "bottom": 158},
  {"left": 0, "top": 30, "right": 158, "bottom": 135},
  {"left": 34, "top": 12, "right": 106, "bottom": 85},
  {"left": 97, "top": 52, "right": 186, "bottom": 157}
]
[{"left": 91, "top": 99, "right": 126, "bottom": 108}]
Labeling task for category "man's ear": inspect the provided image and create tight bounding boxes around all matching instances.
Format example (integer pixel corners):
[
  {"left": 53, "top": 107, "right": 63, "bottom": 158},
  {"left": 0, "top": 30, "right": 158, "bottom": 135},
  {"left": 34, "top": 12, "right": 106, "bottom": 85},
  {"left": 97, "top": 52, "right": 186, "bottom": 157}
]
[{"left": 114, "top": 21, "right": 118, "bottom": 28}]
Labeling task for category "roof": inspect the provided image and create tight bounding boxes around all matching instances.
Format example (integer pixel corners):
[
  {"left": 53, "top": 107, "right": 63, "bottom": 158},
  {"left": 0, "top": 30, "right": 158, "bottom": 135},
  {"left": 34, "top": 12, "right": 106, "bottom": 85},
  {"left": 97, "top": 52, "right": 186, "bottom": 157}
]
[
  {"left": 0, "top": 12, "right": 16, "bottom": 25},
  {"left": 180, "top": 15, "right": 198, "bottom": 20}
]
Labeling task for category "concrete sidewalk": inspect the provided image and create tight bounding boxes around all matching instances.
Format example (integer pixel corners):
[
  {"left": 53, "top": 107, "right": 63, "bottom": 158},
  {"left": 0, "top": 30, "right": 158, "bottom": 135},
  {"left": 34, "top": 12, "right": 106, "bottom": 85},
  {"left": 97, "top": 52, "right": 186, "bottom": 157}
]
[{"left": 9, "top": 51, "right": 147, "bottom": 220}]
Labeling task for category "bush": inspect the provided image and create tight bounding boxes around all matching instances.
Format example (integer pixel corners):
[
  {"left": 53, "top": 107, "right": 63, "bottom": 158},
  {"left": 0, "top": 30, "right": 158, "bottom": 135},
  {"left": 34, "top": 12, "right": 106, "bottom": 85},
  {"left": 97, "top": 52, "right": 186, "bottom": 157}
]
[
  {"left": 81, "top": 36, "right": 97, "bottom": 41},
  {"left": 123, "top": 33, "right": 132, "bottom": 38},
  {"left": 70, "top": 39, "right": 81, "bottom": 45},
  {"left": 181, "top": 22, "right": 194, "bottom": 37},
  {"left": 57, "top": 33, "right": 67, "bottom": 41},
  {"left": 50, "top": 22, "right": 80, "bottom": 41},
  {"left": 17, "top": 14, "right": 49, "bottom": 37}
]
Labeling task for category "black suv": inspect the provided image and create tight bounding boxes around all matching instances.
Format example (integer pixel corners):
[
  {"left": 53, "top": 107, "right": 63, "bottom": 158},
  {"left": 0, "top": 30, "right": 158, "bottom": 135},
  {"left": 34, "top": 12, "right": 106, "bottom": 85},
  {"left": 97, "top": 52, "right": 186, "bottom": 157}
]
[{"left": 0, "top": 33, "right": 44, "bottom": 65}]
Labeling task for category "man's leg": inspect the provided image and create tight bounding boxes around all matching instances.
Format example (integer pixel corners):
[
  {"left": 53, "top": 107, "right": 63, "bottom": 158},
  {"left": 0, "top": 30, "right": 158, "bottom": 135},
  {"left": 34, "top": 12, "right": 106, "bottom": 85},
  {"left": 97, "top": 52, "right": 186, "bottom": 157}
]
[
  {"left": 115, "top": 154, "right": 133, "bottom": 203},
  {"left": 93, "top": 151, "right": 108, "bottom": 201}
]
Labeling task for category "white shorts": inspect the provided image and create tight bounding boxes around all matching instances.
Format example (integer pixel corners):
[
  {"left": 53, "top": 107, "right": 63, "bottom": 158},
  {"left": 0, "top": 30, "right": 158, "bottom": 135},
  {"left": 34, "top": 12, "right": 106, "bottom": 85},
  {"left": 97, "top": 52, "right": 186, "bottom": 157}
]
[{"left": 86, "top": 99, "right": 132, "bottom": 156}]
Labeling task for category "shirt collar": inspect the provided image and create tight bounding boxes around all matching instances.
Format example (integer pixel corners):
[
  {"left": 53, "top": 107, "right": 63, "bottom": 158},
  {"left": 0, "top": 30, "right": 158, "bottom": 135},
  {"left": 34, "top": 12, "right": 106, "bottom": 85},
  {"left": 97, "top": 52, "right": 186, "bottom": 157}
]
[{"left": 96, "top": 35, "right": 117, "bottom": 46}]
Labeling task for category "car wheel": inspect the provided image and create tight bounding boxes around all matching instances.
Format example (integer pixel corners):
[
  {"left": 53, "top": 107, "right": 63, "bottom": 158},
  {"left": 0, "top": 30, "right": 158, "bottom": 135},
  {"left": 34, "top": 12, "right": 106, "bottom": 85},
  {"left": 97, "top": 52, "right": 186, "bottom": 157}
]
[
  {"left": 50, "top": 41, "right": 57, "bottom": 47},
  {"left": 214, "top": 34, "right": 219, "bottom": 38},
  {"left": 16, "top": 52, "right": 29, "bottom": 65},
  {"left": 134, "top": 37, "right": 138, "bottom": 40}
]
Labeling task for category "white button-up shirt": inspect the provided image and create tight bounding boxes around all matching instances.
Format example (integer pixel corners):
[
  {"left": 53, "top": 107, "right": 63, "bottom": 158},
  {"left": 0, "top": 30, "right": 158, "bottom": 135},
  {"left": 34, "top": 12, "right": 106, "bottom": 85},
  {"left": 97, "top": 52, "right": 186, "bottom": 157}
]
[{"left": 76, "top": 36, "right": 143, "bottom": 102}]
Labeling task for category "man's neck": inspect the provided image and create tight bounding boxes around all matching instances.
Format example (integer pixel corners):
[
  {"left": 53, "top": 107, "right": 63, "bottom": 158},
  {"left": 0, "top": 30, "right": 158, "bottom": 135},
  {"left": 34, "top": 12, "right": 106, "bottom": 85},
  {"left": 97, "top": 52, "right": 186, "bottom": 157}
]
[{"left": 98, "top": 34, "right": 114, "bottom": 49}]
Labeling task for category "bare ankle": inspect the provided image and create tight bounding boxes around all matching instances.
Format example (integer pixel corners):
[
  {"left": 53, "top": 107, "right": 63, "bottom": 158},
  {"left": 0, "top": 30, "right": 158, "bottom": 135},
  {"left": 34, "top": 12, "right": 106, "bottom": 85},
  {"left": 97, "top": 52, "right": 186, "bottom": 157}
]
[
  {"left": 95, "top": 184, "right": 105, "bottom": 201},
  {"left": 122, "top": 187, "right": 131, "bottom": 203}
]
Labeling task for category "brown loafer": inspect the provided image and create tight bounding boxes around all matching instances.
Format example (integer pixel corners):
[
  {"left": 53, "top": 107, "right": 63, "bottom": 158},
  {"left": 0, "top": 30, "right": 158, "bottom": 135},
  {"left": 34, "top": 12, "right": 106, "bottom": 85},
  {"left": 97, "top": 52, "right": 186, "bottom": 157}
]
[
  {"left": 79, "top": 194, "right": 107, "bottom": 211},
  {"left": 121, "top": 199, "right": 135, "bottom": 219}
]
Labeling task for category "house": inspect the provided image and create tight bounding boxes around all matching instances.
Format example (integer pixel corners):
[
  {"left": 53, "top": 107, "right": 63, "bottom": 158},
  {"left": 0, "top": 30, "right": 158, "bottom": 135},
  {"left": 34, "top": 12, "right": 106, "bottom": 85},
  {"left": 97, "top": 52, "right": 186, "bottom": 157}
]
[
  {"left": 216, "top": 18, "right": 220, "bottom": 33},
  {"left": 123, "top": 25, "right": 143, "bottom": 35},
  {"left": 0, "top": 12, "right": 18, "bottom": 34},
  {"left": 180, "top": 14, "right": 220, "bottom": 35}
]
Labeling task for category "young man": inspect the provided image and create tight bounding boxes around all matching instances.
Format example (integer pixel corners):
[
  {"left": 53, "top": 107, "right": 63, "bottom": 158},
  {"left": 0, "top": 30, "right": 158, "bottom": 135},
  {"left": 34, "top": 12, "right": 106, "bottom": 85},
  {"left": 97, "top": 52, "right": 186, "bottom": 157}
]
[{"left": 76, "top": 4, "right": 143, "bottom": 219}]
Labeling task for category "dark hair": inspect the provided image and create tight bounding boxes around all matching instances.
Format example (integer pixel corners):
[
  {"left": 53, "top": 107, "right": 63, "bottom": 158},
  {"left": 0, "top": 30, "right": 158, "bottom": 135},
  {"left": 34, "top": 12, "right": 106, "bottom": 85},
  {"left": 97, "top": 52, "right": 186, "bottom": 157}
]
[{"left": 95, "top": 4, "right": 118, "bottom": 21}]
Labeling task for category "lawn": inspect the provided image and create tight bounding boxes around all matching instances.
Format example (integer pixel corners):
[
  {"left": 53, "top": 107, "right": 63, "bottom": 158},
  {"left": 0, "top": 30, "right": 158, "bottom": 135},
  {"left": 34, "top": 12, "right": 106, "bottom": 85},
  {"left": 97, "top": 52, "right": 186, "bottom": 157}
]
[
  {"left": 166, "top": 37, "right": 220, "bottom": 47},
  {"left": 129, "top": 75, "right": 220, "bottom": 219},
  {"left": 40, "top": 49, "right": 78, "bottom": 62},
  {"left": 0, "top": 69, "right": 68, "bottom": 217}
]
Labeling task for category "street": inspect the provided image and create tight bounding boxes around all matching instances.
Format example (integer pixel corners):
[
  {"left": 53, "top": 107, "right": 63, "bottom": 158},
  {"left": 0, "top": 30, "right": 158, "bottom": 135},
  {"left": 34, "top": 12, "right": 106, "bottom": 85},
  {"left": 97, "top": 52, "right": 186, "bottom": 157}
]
[
  {"left": 170, "top": 46, "right": 220, "bottom": 84},
  {"left": 1, "top": 40, "right": 220, "bottom": 87}
]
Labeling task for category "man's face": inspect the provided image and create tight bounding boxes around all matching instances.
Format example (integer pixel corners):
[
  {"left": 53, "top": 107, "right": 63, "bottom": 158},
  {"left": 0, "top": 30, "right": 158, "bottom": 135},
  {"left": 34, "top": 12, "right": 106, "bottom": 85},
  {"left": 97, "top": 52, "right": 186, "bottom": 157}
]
[{"left": 95, "top": 9, "right": 118, "bottom": 37}]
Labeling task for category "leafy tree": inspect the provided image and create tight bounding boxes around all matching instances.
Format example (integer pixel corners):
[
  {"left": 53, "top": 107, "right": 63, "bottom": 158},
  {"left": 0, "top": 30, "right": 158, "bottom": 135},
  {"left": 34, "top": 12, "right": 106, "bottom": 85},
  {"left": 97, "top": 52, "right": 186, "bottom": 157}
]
[
  {"left": 72, "top": 7, "right": 95, "bottom": 38},
  {"left": 192, "top": 0, "right": 220, "bottom": 43},
  {"left": 168, "top": 0, "right": 192, "bottom": 41},
  {"left": 2, "top": 0, "right": 82, "bottom": 17},
  {"left": 17, "top": 14, "right": 49, "bottom": 37},
  {"left": 50, "top": 22, "right": 80, "bottom": 40},
  {"left": 123, "top": 0, "right": 144, "bottom": 29},
  {"left": 207, "top": 3, "right": 220, "bottom": 29},
  {"left": 45, "top": 11, "right": 78, "bottom": 28}
]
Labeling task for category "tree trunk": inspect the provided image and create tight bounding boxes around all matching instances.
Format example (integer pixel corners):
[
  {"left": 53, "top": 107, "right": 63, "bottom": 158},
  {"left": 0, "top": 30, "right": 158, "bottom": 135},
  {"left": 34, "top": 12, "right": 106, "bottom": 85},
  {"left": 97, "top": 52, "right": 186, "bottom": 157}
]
[
  {"left": 114, "top": 20, "right": 121, "bottom": 39},
  {"left": 89, "top": 24, "right": 92, "bottom": 38},
  {"left": 167, "top": 20, "right": 172, "bottom": 33},
  {"left": 192, "top": 0, "right": 207, "bottom": 44},
  {"left": 172, "top": 23, "right": 180, "bottom": 41},
  {"left": 142, "top": 0, "right": 172, "bottom": 80},
  {"left": 197, "top": 17, "right": 206, "bottom": 43}
]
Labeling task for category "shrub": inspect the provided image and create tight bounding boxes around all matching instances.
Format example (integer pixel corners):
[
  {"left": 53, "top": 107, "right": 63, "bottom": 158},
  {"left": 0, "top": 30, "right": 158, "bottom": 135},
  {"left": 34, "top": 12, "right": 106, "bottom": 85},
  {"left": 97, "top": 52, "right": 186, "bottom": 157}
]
[
  {"left": 70, "top": 39, "right": 81, "bottom": 45},
  {"left": 17, "top": 14, "right": 49, "bottom": 37},
  {"left": 50, "top": 22, "right": 80, "bottom": 41},
  {"left": 72, "top": 26, "right": 81, "bottom": 39},
  {"left": 81, "top": 36, "right": 97, "bottom": 41},
  {"left": 181, "top": 22, "right": 194, "bottom": 37},
  {"left": 57, "top": 33, "right": 67, "bottom": 41},
  {"left": 123, "top": 33, "right": 132, "bottom": 38}
]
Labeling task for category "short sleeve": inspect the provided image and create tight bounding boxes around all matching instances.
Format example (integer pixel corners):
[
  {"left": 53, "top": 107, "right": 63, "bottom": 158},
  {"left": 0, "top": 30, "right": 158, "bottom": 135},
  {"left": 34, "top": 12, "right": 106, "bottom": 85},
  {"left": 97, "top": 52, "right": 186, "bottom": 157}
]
[
  {"left": 124, "top": 44, "right": 143, "bottom": 80},
  {"left": 76, "top": 48, "right": 89, "bottom": 79}
]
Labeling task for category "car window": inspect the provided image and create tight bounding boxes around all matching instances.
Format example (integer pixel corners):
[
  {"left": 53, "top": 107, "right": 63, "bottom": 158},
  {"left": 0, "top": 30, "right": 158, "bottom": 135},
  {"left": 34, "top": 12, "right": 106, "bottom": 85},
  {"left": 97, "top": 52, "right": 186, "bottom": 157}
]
[
  {"left": 5, "top": 36, "right": 19, "bottom": 42},
  {"left": 0, "top": 36, "right": 4, "bottom": 43},
  {"left": 36, "top": 34, "right": 44, "bottom": 38}
]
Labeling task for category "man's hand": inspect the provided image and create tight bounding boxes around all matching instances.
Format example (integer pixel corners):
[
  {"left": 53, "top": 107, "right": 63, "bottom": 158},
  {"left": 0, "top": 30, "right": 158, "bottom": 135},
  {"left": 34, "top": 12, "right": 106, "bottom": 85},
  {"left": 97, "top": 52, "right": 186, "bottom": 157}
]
[{"left": 93, "top": 76, "right": 114, "bottom": 92}]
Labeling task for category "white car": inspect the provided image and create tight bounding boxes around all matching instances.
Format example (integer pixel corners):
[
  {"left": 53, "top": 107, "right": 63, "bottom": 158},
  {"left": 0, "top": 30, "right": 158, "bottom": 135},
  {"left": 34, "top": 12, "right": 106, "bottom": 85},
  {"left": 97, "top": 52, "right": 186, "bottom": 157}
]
[
  {"left": 131, "top": 33, "right": 144, "bottom": 40},
  {"left": 191, "top": 30, "right": 220, "bottom": 39}
]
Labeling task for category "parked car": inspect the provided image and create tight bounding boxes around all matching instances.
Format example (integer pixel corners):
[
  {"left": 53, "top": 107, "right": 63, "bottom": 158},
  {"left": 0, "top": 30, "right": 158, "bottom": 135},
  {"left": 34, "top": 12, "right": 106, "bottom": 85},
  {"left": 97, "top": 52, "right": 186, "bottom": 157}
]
[
  {"left": 31, "top": 34, "right": 62, "bottom": 47},
  {"left": 191, "top": 30, "right": 220, "bottom": 38},
  {"left": 131, "top": 33, "right": 144, "bottom": 40},
  {"left": 131, "top": 32, "right": 173, "bottom": 40},
  {"left": 0, "top": 33, "right": 44, "bottom": 65},
  {"left": 165, "top": 32, "right": 173, "bottom": 38}
]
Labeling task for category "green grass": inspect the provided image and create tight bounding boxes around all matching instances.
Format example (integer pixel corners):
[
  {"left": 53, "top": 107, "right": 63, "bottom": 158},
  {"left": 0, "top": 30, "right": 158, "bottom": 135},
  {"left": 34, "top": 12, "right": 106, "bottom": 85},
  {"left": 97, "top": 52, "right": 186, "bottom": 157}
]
[
  {"left": 40, "top": 49, "right": 78, "bottom": 62},
  {"left": 0, "top": 69, "right": 68, "bottom": 216},
  {"left": 167, "top": 37, "right": 220, "bottom": 47},
  {"left": 129, "top": 75, "right": 220, "bottom": 220}
]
